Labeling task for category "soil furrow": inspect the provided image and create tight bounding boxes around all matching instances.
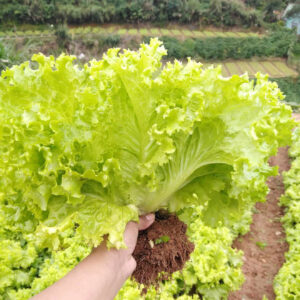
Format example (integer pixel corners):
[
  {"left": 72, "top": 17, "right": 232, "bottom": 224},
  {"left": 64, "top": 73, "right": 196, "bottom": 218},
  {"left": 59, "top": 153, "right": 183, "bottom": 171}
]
[{"left": 229, "top": 147, "right": 291, "bottom": 300}]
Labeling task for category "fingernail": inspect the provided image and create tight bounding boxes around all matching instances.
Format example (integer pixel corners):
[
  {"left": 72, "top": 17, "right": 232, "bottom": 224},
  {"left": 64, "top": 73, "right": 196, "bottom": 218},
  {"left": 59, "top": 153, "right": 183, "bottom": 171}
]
[{"left": 145, "top": 214, "right": 154, "bottom": 221}]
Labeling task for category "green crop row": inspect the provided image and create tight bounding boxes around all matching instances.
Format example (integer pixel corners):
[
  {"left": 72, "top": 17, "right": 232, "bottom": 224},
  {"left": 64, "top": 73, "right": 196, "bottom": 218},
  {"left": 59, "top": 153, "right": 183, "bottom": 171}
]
[
  {"left": 0, "top": 25, "right": 261, "bottom": 40},
  {"left": 0, "top": 29, "right": 52, "bottom": 37},
  {"left": 271, "top": 77, "right": 300, "bottom": 110},
  {"left": 143, "top": 27, "right": 295, "bottom": 60},
  {"left": 75, "top": 28, "right": 296, "bottom": 60},
  {"left": 274, "top": 127, "right": 300, "bottom": 299}
]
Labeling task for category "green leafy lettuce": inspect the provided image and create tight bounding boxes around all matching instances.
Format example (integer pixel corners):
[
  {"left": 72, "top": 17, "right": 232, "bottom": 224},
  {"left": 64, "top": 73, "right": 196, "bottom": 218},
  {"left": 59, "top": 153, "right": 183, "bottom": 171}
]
[{"left": 0, "top": 39, "right": 295, "bottom": 299}]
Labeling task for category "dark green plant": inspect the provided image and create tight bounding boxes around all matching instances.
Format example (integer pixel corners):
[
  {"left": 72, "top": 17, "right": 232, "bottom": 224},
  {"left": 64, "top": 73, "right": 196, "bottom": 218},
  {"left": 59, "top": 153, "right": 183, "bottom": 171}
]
[
  {"left": 0, "top": 41, "right": 17, "bottom": 72},
  {"left": 0, "top": 0, "right": 265, "bottom": 27},
  {"left": 0, "top": 41, "right": 9, "bottom": 72},
  {"left": 290, "top": 39, "right": 300, "bottom": 57},
  {"left": 98, "top": 34, "right": 121, "bottom": 48},
  {"left": 262, "top": 0, "right": 285, "bottom": 23},
  {"left": 0, "top": 38, "right": 44, "bottom": 72},
  {"left": 158, "top": 36, "right": 186, "bottom": 59},
  {"left": 0, "top": 41, "right": 5, "bottom": 58},
  {"left": 153, "top": 27, "right": 296, "bottom": 60},
  {"left": 82, "top": 38, "right": 96, "bottom": 49},
  {"left": 245, "top": 0, "right": 262, "bottom": 9},
  {"left": 271, "top": 77, "right": 300, "bottom": 105},
  {"left": 55, "top": 24, "right": 71, "bottom": 49}
]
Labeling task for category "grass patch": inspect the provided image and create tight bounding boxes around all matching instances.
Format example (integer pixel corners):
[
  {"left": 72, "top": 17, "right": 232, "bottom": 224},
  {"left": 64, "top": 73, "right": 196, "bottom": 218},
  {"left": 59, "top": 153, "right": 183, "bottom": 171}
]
[
  {"left": 182, "top": 29, "right": 193, "bottom": 37},
  {"left": 150, "top": 28, "right": 160, "bottom": 35},
  {"left": 256, "top": 241, "right": 267, "bottom": 250},
  {"left": 171, "top": 29, "right": 182, "bottom": 35},
  {"left": 128, "top": 29, "right": 138, "bottom": 35},
  {"left": 139, "top": 28, "right": 149, "bottom": 35},
  {"left": 117, "top": 28, "right": 127, "bottom": 35},
  {"left": 160, "top": 29, "right": 170, "bottom": 35}
]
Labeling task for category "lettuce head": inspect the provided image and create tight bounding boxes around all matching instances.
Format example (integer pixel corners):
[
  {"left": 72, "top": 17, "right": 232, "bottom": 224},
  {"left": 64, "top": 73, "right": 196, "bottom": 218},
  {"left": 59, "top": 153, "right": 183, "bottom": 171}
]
[{"left": 0, "top": 39, "right": 295, "bottom": 298}]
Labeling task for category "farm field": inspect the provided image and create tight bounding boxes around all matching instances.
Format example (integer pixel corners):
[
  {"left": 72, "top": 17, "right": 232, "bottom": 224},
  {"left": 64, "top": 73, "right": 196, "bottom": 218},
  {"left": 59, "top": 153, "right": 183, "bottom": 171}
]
[
  {"left": 203, "top": 59, "right": 299, "bottom": 78},
  {"left": 70, "top": 26, "right": 262, "bottom": 39},
  {"left": 230, "top": 113, "right": 300, "bottom": 300},
  {"left": 230, "top": 113, "right": 299, "bottom": 300},
  {"left": 229, "top": 147, "right": 290, "bottom": 300},
  {"left": 0, "top": 25, "right": 262, "bottom": 40},
  {"left": 1, "top": 25, "right": 297, "bottom": 81}
]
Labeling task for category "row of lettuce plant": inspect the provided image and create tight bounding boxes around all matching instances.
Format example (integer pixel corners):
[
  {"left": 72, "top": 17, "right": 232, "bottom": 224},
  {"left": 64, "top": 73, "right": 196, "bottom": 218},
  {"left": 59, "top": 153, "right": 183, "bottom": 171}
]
[{"left": 274, "top": 126, "right": 300, "bottom": 299}]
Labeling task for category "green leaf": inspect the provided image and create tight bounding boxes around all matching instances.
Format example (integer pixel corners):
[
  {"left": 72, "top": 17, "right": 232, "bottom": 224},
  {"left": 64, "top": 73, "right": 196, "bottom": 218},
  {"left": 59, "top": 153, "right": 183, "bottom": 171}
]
[
  {"left": 154, "top": 235, "right": 170, "bottom": 244},
  {"left": 256, "top": 241, "right": 267, "bottom": 250}
]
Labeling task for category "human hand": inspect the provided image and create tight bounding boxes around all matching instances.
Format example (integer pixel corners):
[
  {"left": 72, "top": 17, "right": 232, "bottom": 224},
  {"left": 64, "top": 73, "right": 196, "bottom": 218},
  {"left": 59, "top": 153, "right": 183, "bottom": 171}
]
[
  {"left": 92, "top": 214, "right": 155, "bottom": 281},
  {"left": 116, "top": 214, "right": 156, "bottom": 277},
  {"left": 32, "top": 214, "right": 155, "bottom": 300}
]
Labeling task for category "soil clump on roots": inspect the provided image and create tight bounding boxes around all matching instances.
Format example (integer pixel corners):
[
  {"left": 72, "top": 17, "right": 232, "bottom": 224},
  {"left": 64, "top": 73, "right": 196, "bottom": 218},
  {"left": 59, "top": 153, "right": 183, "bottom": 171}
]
[{"left": 132, "top": 212, "right": 194, "bottom": 287}]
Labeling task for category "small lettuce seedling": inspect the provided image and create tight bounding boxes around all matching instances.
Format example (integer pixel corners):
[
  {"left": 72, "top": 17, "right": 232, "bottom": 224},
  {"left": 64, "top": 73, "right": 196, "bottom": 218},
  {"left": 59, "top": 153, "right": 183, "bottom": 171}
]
[
  {"left": 155, "top": 235, "right": 170, "bottom": 245},
  {"left": 256, "top": 241, "right": 267, "bottom": 250}
]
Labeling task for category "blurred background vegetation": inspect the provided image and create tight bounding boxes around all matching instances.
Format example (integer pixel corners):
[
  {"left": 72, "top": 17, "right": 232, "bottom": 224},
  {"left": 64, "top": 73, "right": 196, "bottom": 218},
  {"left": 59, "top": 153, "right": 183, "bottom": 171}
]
[{"left": 0, "top": 0, "right": 290, "bottom": 27}]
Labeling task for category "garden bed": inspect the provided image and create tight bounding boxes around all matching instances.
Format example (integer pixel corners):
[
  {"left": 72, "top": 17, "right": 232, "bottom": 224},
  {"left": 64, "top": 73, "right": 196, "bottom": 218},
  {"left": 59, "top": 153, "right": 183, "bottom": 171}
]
[{"left": 229, "top": 147, "right": 290, "bottom": 300}]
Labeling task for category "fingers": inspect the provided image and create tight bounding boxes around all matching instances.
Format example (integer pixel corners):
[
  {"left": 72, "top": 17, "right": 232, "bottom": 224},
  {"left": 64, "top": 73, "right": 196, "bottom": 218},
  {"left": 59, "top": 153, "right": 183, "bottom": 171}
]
[
  {"left": 123, "top": 214, "right": 155, "bottom": 254},
  {"left": 123, "top": 221, "right": 139, "bottom": 253},
  {"left": 138, "top": 213, "right": 155, "bottom": 231}
]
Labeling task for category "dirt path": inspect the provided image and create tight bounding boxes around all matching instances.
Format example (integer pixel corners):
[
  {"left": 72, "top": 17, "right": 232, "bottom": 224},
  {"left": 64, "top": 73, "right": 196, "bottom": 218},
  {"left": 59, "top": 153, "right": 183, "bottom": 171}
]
[{"left": 229, "top": 147, "right": 291, "bottom": 300}]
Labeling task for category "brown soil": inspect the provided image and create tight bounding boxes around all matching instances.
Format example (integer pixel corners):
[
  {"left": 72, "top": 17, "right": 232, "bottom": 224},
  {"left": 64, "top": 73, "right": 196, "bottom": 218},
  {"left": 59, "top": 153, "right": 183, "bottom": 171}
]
[
  {"left": 132, "top": 213, "right": 194, "bottom": 287},
  {"left": 229, "top": 147, "right": 291, "bottom": 300}
]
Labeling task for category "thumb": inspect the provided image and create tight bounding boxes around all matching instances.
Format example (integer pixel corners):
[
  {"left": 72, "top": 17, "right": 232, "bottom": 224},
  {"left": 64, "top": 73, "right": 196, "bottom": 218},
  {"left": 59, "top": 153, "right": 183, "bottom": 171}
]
[{"left": 138, "top": 214, "right": 155, "bottom": 230}]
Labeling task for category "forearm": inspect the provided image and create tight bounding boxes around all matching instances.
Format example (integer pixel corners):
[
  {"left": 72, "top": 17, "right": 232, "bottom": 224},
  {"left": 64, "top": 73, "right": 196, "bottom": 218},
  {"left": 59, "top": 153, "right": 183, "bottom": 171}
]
[
  {"left": 32, "top": 243, "right": 133, "bottom": 300},
  {"left": 31, "top": 216, "right": 154, "bottom": 300}
]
